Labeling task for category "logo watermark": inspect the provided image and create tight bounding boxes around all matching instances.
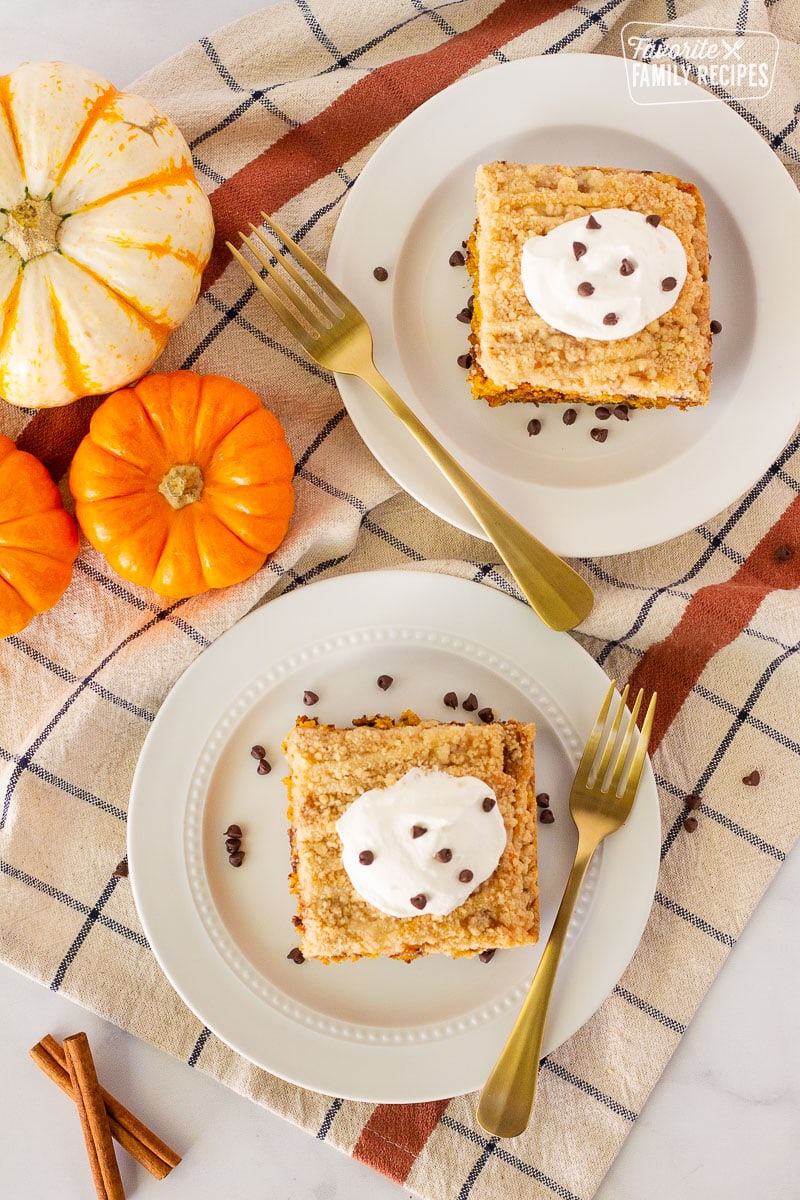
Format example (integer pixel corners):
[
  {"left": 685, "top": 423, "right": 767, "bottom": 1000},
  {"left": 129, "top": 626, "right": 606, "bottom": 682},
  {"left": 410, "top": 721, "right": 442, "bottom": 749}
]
[{"left": 621, "top": 23, "right": 779, "bottom": 105}]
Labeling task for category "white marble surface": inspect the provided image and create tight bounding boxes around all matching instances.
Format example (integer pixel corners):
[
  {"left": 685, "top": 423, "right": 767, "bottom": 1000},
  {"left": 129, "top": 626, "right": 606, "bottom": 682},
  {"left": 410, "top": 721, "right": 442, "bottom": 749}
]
[{"left": 1, "top": 3, "right": 799, "bottom": 1198}]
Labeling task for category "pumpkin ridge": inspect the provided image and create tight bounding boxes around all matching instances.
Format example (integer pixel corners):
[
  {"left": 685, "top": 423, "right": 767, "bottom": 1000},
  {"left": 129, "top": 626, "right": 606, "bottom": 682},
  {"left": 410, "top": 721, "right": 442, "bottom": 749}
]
[
  {"left": 0, "top": 75, "right": 25, "bottom": 182},
  {"left": 59, "top": 251, "right": 174, "bottom": 342},
  {"left": 66, "top": 163, "right": 199, "bottom": 217},
  {"left": 0, "top": 272, "right": 22, "bottom": 397},
  {"left": 53, "top": 84, "right": 119, "bottom": 192},
  {"left": 102, "top": 234, "right": 207, "bottom": 275},
  {"left": 46, "top": 276, "right": 94, "bottom": 398}
]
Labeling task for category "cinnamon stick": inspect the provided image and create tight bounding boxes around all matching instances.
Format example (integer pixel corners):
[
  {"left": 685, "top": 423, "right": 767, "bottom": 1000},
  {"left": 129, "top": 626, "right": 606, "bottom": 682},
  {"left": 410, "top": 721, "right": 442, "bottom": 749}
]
[
  {"left": 63, "top": 1032, "right": 126, "bottom": 1200},
  {"left": 29, "top": 1035, "right": 180, "bottom": 1180}
]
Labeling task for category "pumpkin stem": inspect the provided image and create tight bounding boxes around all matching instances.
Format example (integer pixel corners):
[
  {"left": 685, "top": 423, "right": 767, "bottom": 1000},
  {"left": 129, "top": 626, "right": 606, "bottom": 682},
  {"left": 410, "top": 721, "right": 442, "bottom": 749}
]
[
  {"left": 158, "top": 463, "right": 204, "bottom": 509},
  {"left": 2, "top": 196, "right": 63, "bottom": 262}
]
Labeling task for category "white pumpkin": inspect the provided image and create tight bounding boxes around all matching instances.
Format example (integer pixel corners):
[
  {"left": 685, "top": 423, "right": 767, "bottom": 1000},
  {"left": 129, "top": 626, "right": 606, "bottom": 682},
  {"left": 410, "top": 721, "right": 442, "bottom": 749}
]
[{"left": 0, "top": 61, "right": 214, "bottom": 408}]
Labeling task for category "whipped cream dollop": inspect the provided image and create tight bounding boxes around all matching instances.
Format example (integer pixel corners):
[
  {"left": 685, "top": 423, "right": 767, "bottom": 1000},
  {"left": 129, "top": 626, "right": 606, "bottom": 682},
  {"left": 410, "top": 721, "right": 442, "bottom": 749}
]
[
  {"left": 521, "top": 208, "right": 688, "bottom": 341},
  {"left": 336, "top": 768, "right": 507, "bottom": 918}
]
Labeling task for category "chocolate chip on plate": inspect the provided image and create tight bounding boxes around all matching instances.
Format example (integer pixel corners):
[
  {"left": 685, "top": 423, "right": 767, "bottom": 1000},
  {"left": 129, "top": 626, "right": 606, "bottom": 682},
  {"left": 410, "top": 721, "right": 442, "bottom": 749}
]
[
  {"left": 457, "top": 352, "right": 472, "bottom": 369},
  {"left": 456, "top": 306, "right": 472, "bottom": 323},
  {"left": 613, "top": 404, "right": 630, "bottom": 421},
  {"left": 303, "top": 690, "right": 319, "bottom": 706},
  {"left": 535, "top": 792, "right": 550, "bottom": 808},
  {"left": 225, "top": 837, "right": 241, "bottom": 853},
  {"left": 225, "top": 824, "right": 242, "bottom": 839},
  {"left": 377, "top": 674, "right": 394, "bottom": 690},
  {"left": 590, "top": 427, "right": 609, "bottom": 443},
  {"left": 372, "top": 266, "right": 389, "bottom": 281},
  {"left": 287, "top": 947, "right": 305, "bottom": 964},
  {"left": 462, "top": 693, "right": 479, "bottom": 712},
  {"left": 540, "top": 808, "right": 555, "bottom": 824},
  {"left": 563, "top": 408, "right": 577, "bottom": 426},
  {"left": 477, "top": 707, "right": 494, "bottom": 724},
  {"left": 250, "top": 744, "right": 266, "bottom": 760},
  {"left": 228, "top": 850, "right": 245, "bottom": 867},
  {"left": 595, "top": 406, "right": 611, "bottom": 420},
  {"left": 527, "top": 417, "right": 542, "bottom": 436},
  {"left": 449, "top": 249, "right": 466, "bottom": 267},
  {"left": 443, "top": 691, "right": 458, "bottom": 708},
  {"left": 710, "top": 319, "right": 723, "bottom": 334},
  {"left": 478, "top": 949, "right": 496, "bottom": 963},
  {"left": 257, "top": 759, "right": 272, "bottom": 775}
]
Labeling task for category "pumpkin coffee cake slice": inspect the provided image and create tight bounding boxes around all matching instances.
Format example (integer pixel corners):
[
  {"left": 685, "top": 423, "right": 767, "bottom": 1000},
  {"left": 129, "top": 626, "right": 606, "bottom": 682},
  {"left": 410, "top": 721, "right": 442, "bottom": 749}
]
[{"left": 283, "top": 713, "right": 539, "bottom": 962}]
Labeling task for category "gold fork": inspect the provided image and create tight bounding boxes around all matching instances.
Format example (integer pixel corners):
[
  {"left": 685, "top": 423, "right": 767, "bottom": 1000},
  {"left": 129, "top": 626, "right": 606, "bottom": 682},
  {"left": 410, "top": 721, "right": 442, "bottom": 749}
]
[
  {"left": 226, "top": 214, "right": 593, "bottom": 633},
  {"left": 477, "top": 681, "right": 657, "bottom": 1139}
]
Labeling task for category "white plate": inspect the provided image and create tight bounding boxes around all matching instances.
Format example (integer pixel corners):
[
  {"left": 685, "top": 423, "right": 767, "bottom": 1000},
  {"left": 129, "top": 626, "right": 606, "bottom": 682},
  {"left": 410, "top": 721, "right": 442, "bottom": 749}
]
[
  {"left": 326, "top": 54, "right": 800, "bottom": 557},
  {"left": 129, "top": 571, "right": 659, "bottom": 1102}
]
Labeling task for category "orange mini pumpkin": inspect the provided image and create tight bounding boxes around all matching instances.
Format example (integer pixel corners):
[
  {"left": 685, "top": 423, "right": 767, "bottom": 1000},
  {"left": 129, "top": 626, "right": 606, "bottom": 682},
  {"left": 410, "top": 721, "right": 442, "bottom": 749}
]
[
  {"left": 69, "top": 372, "right": 295, "bottom": 599},
  {"left": 0, "top": 433, "right": 79, "bottom": 637}
]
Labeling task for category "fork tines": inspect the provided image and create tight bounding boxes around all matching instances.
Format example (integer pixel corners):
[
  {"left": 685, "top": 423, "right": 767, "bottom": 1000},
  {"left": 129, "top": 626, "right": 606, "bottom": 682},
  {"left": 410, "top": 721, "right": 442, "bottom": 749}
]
[{"left": 226, "top": 212, "right": 346, "bottom": 343}]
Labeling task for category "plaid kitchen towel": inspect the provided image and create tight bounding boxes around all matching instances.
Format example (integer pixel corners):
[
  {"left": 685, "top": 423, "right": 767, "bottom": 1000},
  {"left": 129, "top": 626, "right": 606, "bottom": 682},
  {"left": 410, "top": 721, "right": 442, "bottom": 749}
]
[{"left": 1, "top": 1, "right": 799, "bottom": 1198}]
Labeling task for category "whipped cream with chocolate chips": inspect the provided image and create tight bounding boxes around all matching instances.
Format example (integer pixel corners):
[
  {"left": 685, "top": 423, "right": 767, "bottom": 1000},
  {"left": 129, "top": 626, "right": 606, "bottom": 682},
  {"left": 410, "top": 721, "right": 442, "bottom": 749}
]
[
  {"left": 335, "top": 767, "right": 507, "bottom": 918},
  {"left": 521, "top": 208, "right": 688, "bottom": 341}
]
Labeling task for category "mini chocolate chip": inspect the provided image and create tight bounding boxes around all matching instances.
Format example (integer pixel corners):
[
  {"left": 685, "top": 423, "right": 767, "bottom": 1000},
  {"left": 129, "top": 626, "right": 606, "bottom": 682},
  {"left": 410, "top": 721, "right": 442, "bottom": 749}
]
[
  {"left": 443, "top": 691, "right": 458, "bottom": 708},
  {"left": 449, "top": 249, "right": 466, "bottom": 266},
  {"left": 590, "top": 427, "right": 609, "bottom": 443},
  {"left": 457, "top": 353, "right": 472, "bottom": 369},
  {"left": 482, "top": 796, "right": 496, "bottom": 812},
  {"left": 572, "top": 241, "right": 587, "bottom": 260},
  {"left": 774, "top": 544, "right": 793, "bottom": 562},
  {"left": 459, "top": 869, "right": 474, "bottom": 883},
  {"left": 228, "top": 851, "right": 245, "bottom": 867},
  {"left": 292, "top": 914, "right": 302, "bottom": 928},
  {"left": 613, "top": 404, "right": 630, "bottom": 421},
  {"left": 540, "top": 808, "right": 555, "bottom": 824},
  {"left": 535, "top": 792, "right": 550, "bottom": 808},
  {"left": 225, "top": 837, "right": 241, "bottom": 853},
  {"left": 377, "top": 674, "right": 394, "bottom": 690},
  {"left": 303, "top": 690, "right": 319, "bottom": 706},
  {"left": 620, "top": 258, "right": 635, "bottom": 276},
  {"left": 412, "top": 825, "right": 428, "bottom": 838},
  {"left": 359, "top": 850, "right": 375, "bottom": 865},
  {"left": 645, "top": 214, "right": 661, "bottom": 227},
  {"left": 435, "top": 848, "right": 453, "bottom": 863},
  {"left": 410, "top": 893, "right": 427, "bottom": 910},
  {"left": 563, "top": 408, "right": 577, "bottom": 426},
  {"left": 372, "top": 266, "right": 389, "bottom": 281},
  {"left": 685, "top": 793, "right": 702, "bottom": 810},
  {"left": 577, "top": 281, "right": 595, "bottom": 296},
  {"left": 478, "top": 949, "right": 496, "bottom": 963},
  {"left": 477, "top": 707, "right": 494, "bottom": 723},
  {"left": 577, "top": 182, "right": 590, "bottom": 193},
  {"left": 250, "top": 744, "right": 266, "bottom": 759},
  {"left": 710, "top": 319, "right": 723, "bottom": 334},
  {"left": 603, "top": 313, "right": 618, "bottom": 326},
  {"left": 225, "top": 824, "right": 242, "bottom": 839},
  {"left": 683, "top": 816, "right": 698, "bottom": 833},
  {"left": 527, "top": 418, "right": 542, "bottom": 436},
  {"left": 743, "top": 770, "right": 761, "bottom": 786},
  {"left": 661, "top": 276, "right": 677, "bottom": 292},
  {"left": 466, "top": 294, "right": 475, "bottom": 312},
  {"left": 287, "top": 947, "right": 305, "bottom": 963},
  {"left": 257, "top": 759, "right": 271, "bottom": 775},
  {"left": 586, "top": 215, "right": 601, "bottom": 230},
  {"left": 462, "top": 693, "right": 479, "bottom": 712},
  {"left": 113, "top": 860, "right": 129, "bottom": 878},
  {"left": 595, "top": 406, "right": 611, "bottom": 420},
  {"left": 456, "top": 307, "right": 472, "bottom": 323}
]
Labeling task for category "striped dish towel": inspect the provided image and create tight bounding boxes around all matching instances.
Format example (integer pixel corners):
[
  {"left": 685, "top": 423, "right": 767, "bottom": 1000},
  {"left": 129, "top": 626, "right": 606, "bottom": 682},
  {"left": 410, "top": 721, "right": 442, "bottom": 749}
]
[{"left": 1, "top": 2, "right": 799, "bottom": 1198}]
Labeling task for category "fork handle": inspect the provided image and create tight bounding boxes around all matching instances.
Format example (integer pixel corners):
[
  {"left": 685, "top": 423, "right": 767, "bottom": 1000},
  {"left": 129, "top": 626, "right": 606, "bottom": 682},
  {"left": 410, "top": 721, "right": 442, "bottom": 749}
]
[
  {"left": 476, "top": 831, "right": 601, "bottom": 1139},
  {"left": 357, "top": 361, "right": 593, "bottom": 632}
]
